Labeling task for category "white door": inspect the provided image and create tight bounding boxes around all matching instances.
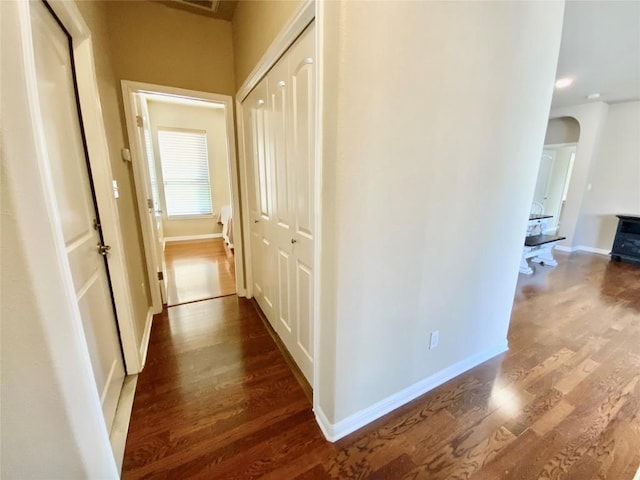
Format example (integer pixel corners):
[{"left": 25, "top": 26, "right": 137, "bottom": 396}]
[
  {"left": 245, "top": 80, "right": 278, "bottom": 325},
  {"left": 137, "top": 94, "right": 168, "bottom": 302},
  {"left": 287, "top": 23, "right": 316, "bottom": 382},
  {"left": 30, "top": 0, "right": 125, "bottom": 432},
  {"left": 267, "top": 54, "right": 297, "bottom": 359}
]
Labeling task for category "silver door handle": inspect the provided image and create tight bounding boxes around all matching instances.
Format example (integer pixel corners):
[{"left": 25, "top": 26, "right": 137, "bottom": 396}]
[{"left": 97, "top": 244, "right": 111, "bottom": 256}]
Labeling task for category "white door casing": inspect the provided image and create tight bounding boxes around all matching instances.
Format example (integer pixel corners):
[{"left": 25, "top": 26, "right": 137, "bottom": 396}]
[
  {"left": 245, "top": 81, "right": 278, "bottom": 326},
  {"left": 137, "top": 94, "right": 167, "bottom": 304},
  {"left": 30, "top": 0, "right": 125, "bottom": 432}
]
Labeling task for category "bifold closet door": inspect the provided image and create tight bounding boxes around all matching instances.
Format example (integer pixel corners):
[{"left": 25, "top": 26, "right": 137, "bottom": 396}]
[
  {"left": 283, "top": 23, "right": 316, "bottom": 383},
  {"left": 244, "top": 80, "right": 278, "bottom": 326},
  {"left": 243, "top": 22, "right": 316, "bottom": 384}
]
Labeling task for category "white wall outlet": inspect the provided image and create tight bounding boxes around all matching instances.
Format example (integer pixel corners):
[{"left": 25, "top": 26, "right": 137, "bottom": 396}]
[{"left": 429, "top": 330, "right": 440, "bottom": 350}]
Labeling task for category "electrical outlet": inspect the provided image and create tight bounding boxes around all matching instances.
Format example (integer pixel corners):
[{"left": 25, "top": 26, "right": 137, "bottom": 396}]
[{"left": 429, "top": 330, "right": 440, "bottom": 350}]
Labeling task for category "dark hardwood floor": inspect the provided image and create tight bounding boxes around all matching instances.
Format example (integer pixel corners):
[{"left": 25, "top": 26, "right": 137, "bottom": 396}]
[
  {"left": 165, "top": 238, "right": 236, "bottom": 306},
  {"left": 122, "top": 252, "right": 640, "bottom": 479}
]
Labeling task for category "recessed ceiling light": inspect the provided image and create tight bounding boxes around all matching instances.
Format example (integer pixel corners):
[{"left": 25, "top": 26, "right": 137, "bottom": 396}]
[
  {"left": 587, "top": 93, "right": 601, "bottom": 100},
  {"left": 555, "top": 77, "right": 574, "bottom": 89}
]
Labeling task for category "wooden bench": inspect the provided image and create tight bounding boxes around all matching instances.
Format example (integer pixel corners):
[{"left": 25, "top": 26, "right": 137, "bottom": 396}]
[{"left": 520, "top": 234, "right": 566, "bottom": 275}]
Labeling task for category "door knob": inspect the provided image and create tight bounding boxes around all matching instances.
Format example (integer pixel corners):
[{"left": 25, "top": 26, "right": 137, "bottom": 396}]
[
  {"left": 291, "top": 238, "right": 297, "bottom": 244},
  {"left": 97, "top": 244, "right": 111, "bottom": 256},
  {"left": 254, "top": 220, "right": 260, "bottom": 223}
]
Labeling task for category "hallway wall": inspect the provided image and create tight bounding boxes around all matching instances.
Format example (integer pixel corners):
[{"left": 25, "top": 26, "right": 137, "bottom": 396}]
[
  {"left": 317, "top": 0, "right": 565, "bottom": 431},
  {"left": 107, "top": 1, "right": 235, "bottom": 96},
  {"left": 232, "top": 0, "right": 303, "bottom": 89}
]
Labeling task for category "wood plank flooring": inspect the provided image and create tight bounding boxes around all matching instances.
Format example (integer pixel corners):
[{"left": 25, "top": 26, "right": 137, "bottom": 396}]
[
  {"left": 165, "top": 238, "right": 236, "bottom": 306},
  {"left": 122, "top": 252, "right": 640, "bottom": 479}
]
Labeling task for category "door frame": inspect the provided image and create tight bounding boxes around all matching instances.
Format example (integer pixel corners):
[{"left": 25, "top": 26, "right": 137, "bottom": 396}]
[
  {"left": 43, "top": 0, "right": 142, "bottom": 375},
  {"left": 122, "top": 81, "right": 246, "bottom": 313}
]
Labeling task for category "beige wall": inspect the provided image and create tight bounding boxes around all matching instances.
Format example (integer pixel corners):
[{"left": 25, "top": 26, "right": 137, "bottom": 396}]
[
  {"left": 317, "top": 0, "right": 564, "bottom": 425},
  {"left": 76, "top": 0, "right": 150, "bottom": 343},
  {"left": 545, "top": 117, "right": 580, "bottom": 145},
  {"left": 232, "top": 0, "right": 303, "bottom": 89},
  {"left": 576, "top": 101, "right": 640, "bottom": 251},
  {"left": 146, "top": 100, "right": 231, "bottom": 237},
  {"left": 107, "top": 1, "right": 235, "bottom": 96}
]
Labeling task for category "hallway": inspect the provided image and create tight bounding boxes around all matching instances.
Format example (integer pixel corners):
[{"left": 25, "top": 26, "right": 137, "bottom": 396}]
[{"left": 122, "top": 252, "right": 640, "bottom": 479}]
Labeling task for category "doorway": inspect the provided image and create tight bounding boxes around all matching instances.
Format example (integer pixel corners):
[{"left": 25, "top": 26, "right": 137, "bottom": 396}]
[
  {"left": 532, "top": 144, "right": 577, "bottom": 234},
  {"left": 122, "top": 82, "right": 244, "bottom": 312}
]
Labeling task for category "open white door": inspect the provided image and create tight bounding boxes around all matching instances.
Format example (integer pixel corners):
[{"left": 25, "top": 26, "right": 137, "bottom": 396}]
[
  {"left": 137, "top": 94, "right": 167, "bottom": 303},
  {"left": 30, "top": 0, "right": 125, "bottom": 431}
]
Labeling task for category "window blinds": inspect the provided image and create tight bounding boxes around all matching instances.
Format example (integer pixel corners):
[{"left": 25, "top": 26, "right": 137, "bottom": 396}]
[{"left": 157, "top": 129, "right": 212, "bottom": 217}]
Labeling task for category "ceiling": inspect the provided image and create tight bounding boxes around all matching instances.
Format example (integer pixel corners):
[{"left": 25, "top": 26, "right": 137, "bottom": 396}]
[
  {"left": 153, "top": 0, "right": 237, "bottom": 21},
  {"left": 551, "top": 0, "right": 640, "bottom": 108}
]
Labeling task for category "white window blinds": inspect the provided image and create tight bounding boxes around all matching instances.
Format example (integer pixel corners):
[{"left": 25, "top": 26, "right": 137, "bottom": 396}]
[{"left": 157, "top": 128, "right": 212, "bottom": 217}]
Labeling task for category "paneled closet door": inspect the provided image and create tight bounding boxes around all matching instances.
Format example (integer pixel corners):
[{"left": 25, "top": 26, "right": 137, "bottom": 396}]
[
  {"left": 267, "top": 54, "right": 298, "bottom": 363},
  {"left": 243, "top": 21, "right": 316, "bottom": 384},
  {"left": 244, "top": 81, "right": 277, "bottom": 326},
  {"left": 286, "top": 23, "right": 316, "bottom": 382}
]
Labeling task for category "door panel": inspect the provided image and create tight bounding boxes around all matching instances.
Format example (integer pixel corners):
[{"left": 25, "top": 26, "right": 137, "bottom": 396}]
[
  {"left": 277, "top": 249, "right": 292, "bottom": 333},
  {"left": 288, "top": 24, "right": 316, "bottom": 382},
  {"left": 244, "top": 81, "right": 277, "bottom": 324},
  {"left": 30, "top": 0, "right": 125, "bottom": 432},
  {"left": 138, "top": 95, "right": 167, "bottom": 302},
  {"left": 296, "top": 259, "right": 313, "bottom": 366}
]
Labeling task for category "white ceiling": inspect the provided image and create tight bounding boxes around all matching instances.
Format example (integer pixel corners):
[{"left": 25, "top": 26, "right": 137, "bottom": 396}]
[{"left": 551, "top": 0, "right": 640, "bottom": 108}]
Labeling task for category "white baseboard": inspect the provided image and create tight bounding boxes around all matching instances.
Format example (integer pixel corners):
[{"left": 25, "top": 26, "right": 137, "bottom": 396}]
[
  {"left": 554, "top": 245, "right": 609, "bottom": 256},
  {"left": 577, "top": 245, "right": 610, "bottom": 256},
  {"left": 110, "top": 374, "right": 138, "bottom": 475},
  {"left": 314, "top": 341, "right": 509, "bottom": 442},
  {"left": 139, "top": 308, "right": 153, "bottom": 368},
  {"left": 164, "top": 233, "right": 222, "bottom": 242}
]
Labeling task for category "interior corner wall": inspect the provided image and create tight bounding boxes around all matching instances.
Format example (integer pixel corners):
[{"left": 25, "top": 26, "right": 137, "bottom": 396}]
[
  {"left": 548, "top": 102, "right": 610, "bottom": 248},
  {"left": 231, "top": 0, "right": 304, "bottom": 89},
  {"left": 75, "top": 0, "right": 150, "bottom": 344},
  {"left": 146, "top": 100, "right": 231, "bottom": 237},
  {"left": 317, "top": 0, "right": 565, "bottom": 429},
  {"left": 574, "top": 101, "right": 640, "bottom": 251}
]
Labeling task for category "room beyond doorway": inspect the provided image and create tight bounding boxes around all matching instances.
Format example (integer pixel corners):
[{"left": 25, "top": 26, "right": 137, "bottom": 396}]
[
  {"left": 165, "top": 238, "right": 236, "bottom": 306},
  {"left": 121, "top": 81, "right": 245, "bottom": 315}
]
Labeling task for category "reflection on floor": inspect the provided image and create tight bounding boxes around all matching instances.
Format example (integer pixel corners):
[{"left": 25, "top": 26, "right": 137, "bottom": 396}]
[
  {"left": 122, "top": 251, "right": 640, "bottom": 478},
  {"left": 165, "top": 238, "right": 235, "bottom": 306}
]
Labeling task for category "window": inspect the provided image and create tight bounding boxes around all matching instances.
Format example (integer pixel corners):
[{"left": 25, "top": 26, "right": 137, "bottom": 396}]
[{"left": 157, "top": 128, "right": 212, "bottom": 217}]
